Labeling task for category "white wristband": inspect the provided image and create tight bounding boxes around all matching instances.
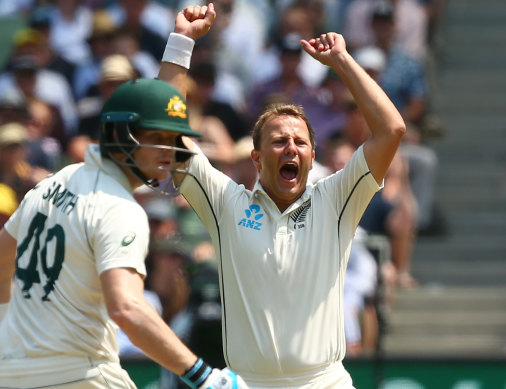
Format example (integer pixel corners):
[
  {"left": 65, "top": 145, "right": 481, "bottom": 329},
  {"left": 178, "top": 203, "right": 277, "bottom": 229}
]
[{"left": 162, "top": 32, "right": 195, "bottom": 69}]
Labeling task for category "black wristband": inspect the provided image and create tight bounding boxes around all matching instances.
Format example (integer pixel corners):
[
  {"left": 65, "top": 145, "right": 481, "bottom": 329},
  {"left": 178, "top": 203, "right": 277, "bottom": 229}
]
[{"left": 180, "top": 358, "right": 212, "bottom": 388}]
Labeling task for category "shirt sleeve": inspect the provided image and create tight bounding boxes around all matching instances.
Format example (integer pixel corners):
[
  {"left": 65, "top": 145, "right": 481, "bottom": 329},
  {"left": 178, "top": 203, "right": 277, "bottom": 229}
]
[
  {"left": 180, "top": 147, "right": 238, "bottom": 230},
  {"left": 92, "top": 199, "right": 149, "bottom": 277},
  {"left": 318, "top": 145, "right": 381, "bottom": 229}
]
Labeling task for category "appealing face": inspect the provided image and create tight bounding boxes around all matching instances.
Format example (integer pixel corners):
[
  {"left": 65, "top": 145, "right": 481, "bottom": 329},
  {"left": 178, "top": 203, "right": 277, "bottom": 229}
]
[
  {"left": 251, "top": 115, "right": 315, "bottom": 212},
  {"left": 131, "top": 129, "right": 179, "bottom": 182}
]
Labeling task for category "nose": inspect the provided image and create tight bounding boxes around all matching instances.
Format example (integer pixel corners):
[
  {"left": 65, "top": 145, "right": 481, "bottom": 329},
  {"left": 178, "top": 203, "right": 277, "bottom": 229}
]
[{"left": 284, "top": 139, "right": 297, "bottom": 155}]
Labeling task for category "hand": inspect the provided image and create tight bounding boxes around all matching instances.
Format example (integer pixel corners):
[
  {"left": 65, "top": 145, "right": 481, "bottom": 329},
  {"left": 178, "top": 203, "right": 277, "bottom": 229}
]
[
  {"left": 175, "top": 3, "right": 216, "bottom": 41},
  {"left": 300, "top": 32, "right": 348, "bottom": 67},
  {"left": 198, "top": 368, "right": 248, "bottom": 389}
]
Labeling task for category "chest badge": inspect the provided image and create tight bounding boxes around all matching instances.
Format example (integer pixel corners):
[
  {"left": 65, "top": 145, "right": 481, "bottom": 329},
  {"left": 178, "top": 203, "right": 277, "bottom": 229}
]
[{"left": 291, "top": 201, "right": 311, "bottom": 229}]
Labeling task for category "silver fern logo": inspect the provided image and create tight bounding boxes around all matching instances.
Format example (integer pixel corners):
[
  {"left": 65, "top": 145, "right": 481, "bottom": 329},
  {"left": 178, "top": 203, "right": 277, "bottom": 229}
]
[{"left": 291, "top": 201, "right": 311, "bottom": 229}]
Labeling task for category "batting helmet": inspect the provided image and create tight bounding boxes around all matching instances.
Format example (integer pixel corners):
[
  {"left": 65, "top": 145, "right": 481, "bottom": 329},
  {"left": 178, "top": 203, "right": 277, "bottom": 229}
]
[{"left": 99, "top": 78, "right": 200, "bottom": 195}]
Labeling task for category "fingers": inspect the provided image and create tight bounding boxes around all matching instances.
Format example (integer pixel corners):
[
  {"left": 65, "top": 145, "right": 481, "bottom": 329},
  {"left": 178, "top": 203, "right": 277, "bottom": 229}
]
[
  {"left": 183, "top": 3, "right": 215, "bottom": 23},
  {"left": 183, "top": 5, "right": 206, "bottom": 22},
  {"left": 300, "top": 39, "right": 316, "bottom": 56},
  {"left": 313, "top": 33, "right": 337, "bottom": 52}
]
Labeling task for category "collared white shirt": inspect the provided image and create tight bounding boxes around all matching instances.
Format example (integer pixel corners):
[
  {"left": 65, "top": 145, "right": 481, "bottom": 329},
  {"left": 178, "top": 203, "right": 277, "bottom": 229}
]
[{"left": 181, "top": 145, "right": 380, "bottom": 387}]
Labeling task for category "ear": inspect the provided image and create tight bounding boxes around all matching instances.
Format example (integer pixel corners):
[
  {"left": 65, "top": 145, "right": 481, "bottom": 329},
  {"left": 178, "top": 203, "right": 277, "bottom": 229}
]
[
  {"left": 251, "top": 149, "right": 261, "bottom": 171},
  {"left": 310, "top": 149, "right": 315, "bottom": 169}
]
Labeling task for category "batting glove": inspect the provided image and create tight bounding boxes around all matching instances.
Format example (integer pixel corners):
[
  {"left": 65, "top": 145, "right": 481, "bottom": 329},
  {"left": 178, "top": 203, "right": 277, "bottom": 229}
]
[
  {"left": 199, "top": 368, "right": 248, "bottom": 389},
  {"left": 180, "top": 358, "right": 248, "bottom": 389}
]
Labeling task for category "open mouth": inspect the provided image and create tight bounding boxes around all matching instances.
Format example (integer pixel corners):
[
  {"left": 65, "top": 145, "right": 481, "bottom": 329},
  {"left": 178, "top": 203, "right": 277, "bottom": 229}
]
[
  {"left": 280, "top": 162, "right": 298, "bottom": 181},
  {"left": 157, "top": 159, "right": 173, "bottom": 168}
]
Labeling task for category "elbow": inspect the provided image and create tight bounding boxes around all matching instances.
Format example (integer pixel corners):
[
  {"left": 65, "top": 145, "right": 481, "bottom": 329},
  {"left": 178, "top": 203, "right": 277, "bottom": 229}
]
[
  {"left": 394, "top": 118, "right": 407, "bottom": 139},
  {"left": 388, "top": 119, "right": 406, "bottom": 145},
  {"left": 108, "top": 300, "right": 140, "bottom": 331}
]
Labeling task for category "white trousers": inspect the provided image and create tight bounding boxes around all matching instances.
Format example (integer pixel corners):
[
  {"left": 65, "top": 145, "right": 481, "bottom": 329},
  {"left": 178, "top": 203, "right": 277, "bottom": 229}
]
[
  {"left": 242, "top": 361, "right": 356, "bottom": 389},
  {"left": 0, "top": 356, "right": 136, "bottom": 389}
]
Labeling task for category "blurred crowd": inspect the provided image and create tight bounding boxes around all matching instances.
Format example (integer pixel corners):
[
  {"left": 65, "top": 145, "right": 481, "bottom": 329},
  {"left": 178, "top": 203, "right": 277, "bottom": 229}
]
[{"left": 0, "top": 0, "right": 447, "bottom": 373}]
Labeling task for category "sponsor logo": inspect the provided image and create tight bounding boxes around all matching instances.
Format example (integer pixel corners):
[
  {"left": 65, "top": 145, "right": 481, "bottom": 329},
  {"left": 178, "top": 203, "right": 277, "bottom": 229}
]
[
  {"left": 238, "top": 205, "right": 263, "bottom": 230},
  {"left": 165, "top": 96, "right": 187, "bottom": 118},
  {"left": 121, "top": 232, "right": 136, "bottom": 246}
]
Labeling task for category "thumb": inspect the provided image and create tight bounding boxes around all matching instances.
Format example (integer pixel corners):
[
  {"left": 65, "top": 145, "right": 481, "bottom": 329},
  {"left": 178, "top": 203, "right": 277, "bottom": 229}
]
[
  {"left": 300, "top": 39, "right": 318, "bottom": 58},
  {"left": 205, "top": 2, "right": 216, "bottom": 25}
]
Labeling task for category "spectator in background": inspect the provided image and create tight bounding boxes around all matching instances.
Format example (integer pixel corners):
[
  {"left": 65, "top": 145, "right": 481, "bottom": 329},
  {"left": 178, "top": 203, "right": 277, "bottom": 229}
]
[
  {"left": 224, "top": 136, "right": 257, "bottom": 191},
  {"left": 247, "top": 32, "right": 335, "bottom": 146},
  {"left": 0, "top": 183, "right": 18, "bottom": 228},
  {"left": 0, "top": 51, "right": 78, "bottom": 136},
  {"left": 182, "top": 0, "right": 269, "bottom": 93},
  {"left": 64, "top": 134, "right": 94, "bottom": 165},
  {"left": 105, "top": 0, "right": 167, "bottom": 61},
  {"left": 0, "top": 0, "right": 35, "bottom": 16},
  {"left": 369, "top": 1, "right": 429, "bottom": 127},
  {"left": 344, "top": 226, "right": 379, "bottom": 356},
  {"left": 353, "top": 21, "right": 440, "bottom": 234},
  {"left": 47, "top": 0, "right": 93, "bottom": 65},
  {"left": 26, "top": 98, "right": 63, "bottom": 170},
  {"left": 77, "top": 54, "right": 136, "bottom": 139},
  {"left": 0, "top": 90, "right": 30, "bottom": 126},
  {"left": 147, "top": 239, "right": 193, "bottom": 333},
  {"left": 106, "top": 0, "right": 175, "bottom": 41},
  {"left": 185, "top": 74, "right": 236, "bottom": 166},
  {"left": 72, "top": 10, "right": 117, "bottom": 100},
  {"left": 144, "top": 196, "right": 180, "bottom": 242},
  {"left": 335, "top": 90, "right": 419, "bottom": 289},
  {"left": 171, "top": 194, "right": 212, "bottom": 249},
  {"left": 0, "top": 122, "right": 49, "bottom": 201},
  {"left": 269, "top": 2, "right": 330, "bottom": 87},
  {"left": 322, "top": 138, "right": 382, "bottom": 355},
  {"left": 111, "top": 28, "right": 159, "bottom": 78},
  {"left": 342, "top": 0, "right": 429, "bottom": 62},
  {"left": 17, "top": 15, "right": 76, "bottom": 89},
  {"left": 188, "top": 60, "right": 249, "bottom": 142}
]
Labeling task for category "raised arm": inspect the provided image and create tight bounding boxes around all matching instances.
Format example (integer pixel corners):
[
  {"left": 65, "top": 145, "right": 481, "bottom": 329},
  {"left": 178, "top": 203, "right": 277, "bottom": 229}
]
[
  {"left": 158, "top": 3, "right": 216, "bottom": 98},
  {"left": 157, "top": 3, "right": 216, "bottom": 186},
  {"left": 301, "top": 33, "right": 406, "bottom": 184}
]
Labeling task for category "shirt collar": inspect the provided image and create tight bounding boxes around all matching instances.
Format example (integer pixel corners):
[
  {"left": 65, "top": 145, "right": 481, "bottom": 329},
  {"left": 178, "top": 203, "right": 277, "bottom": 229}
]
[
  {"left": 251, "top": 180, "right": 314, "bottom": 214},
  {"left": 85, "top": 144, "right": 133, "bottom": 193}
]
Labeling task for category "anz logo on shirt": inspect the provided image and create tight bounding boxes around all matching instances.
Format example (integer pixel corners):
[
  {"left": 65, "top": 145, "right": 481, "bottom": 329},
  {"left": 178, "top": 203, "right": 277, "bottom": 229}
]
[{"left": 238, "top": 204, "right": 263, "bottom": 230}]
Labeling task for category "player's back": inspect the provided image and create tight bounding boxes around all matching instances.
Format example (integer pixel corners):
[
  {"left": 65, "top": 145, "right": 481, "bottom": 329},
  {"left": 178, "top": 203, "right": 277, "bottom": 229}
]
[{"left": 0, "top": 150, "right": 138, "bottom": 367}]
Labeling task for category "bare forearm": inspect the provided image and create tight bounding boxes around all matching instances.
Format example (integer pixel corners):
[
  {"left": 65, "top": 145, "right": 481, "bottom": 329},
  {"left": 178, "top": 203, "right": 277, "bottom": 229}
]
[
  {"left": 113, "top": 300, "right": 196, "bottom": 375},
  {"left": 158, "top": 65, "right": 189, "bottom": 98},
  {"left": 0, "top": 278, "right": 13, "bottom": 304},
  {"left": 0, "top": 228, "right": 17, "bottom": 304}
]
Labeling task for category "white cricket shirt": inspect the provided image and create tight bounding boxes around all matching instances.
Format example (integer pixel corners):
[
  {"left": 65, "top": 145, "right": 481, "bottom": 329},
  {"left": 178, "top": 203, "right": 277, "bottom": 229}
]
[
  {"left": 0, "top": 145, "right": 149, "bottom": 385},
  {"left": 180, "top": 145, "right": 380, "bottom": 387}
]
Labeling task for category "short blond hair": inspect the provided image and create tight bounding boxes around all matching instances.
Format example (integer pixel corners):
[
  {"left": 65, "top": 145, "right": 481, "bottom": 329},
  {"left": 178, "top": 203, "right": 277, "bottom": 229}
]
[{"left": 251, "top": 104, "right": 316, "bottom": 150}]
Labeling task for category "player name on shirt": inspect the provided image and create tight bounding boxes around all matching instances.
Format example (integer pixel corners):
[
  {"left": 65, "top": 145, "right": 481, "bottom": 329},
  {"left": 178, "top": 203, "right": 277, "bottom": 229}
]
[{"left": 41, "top": 181, "right": 79, "bottom": 215}]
